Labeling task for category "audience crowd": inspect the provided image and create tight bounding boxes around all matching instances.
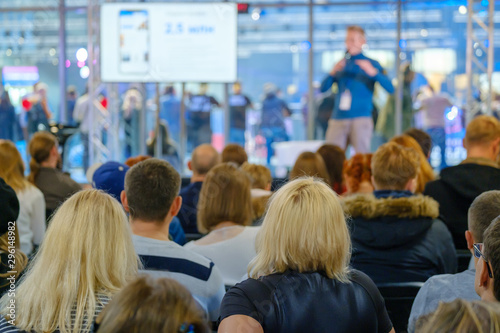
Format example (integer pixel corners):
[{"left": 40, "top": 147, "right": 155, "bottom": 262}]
[{"left": 1, "top": 114, "right": 500, "bottom": 332}]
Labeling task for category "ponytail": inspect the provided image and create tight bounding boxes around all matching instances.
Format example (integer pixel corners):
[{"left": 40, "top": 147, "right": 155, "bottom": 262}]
[{"left": 27, "top": 158, "right": 40, "bottom": 184}]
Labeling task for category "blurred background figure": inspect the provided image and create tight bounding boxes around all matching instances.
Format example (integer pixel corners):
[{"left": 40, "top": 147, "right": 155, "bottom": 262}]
[
  {"left": 377, "top": 63, "right": 415, "bottom": 142},
  {"left": 159, "top": 86, "right": 181, "bottom": 145},
  {"left": 122, "top": 87, "right": 143, "bottom": 159},
  {"left": 0, "top": 91, "right": 16, "bottom": 141},
  {"left": 27, "top": 82, "right": 52, "bottom": 137},
  {"left": 146, "top": 121, "right": 181, "bottom": 173},
  {"left": 418, "top": 85, "right": 453, "bottom": 171},
  {"left": 229, "top": 81, "right": 253, "bottom": 147},
  {"left": 65, "top": 86, "right": 78, "bottom": 127},
  {"left": 260, "top": 83, "right": 290, "bottom": 164},
  {"left": 186, "top": 83, "right": 220, "bottom": 153}
]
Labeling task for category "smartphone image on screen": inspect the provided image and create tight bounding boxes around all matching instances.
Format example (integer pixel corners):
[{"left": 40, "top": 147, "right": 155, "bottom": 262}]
[{"left": 119, "top": 10, "right": 149, "bottom": 74}]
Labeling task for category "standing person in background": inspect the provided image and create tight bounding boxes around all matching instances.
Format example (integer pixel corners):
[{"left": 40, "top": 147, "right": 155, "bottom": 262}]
[
  {"left": 73, "top": 87, "right": 108, "bottom": 172},
  {"left": 159, "top": 86, "right": 181, "bottom": 144},
  {"left": 122, "top": 87, "right": 143, "bottom": 159},
  {"left": 260, "top": 83, "right": 290, "bottom": 164},
  {"left": 65, "top": 86, "right": 78, "bottom": 127},
  {"left": 320, "top": 25, "right": 394, "bottom": 153},
  {"left": 419, "top": 85, "right": 453, "bottom": 171},
  {"left": 0, "top": 91, "right": 16, "bottom": 141},
  {"left": 377, "top": 63, "right": 415, "bottom": 141},
  {"left": 229, "top": 82, "right": 253, "bottom": 147},
  {"left": 186, "top": 83, "right": 220, "bottom": 153},
  {"left": 27, "top": 83, "right": 52, "bottom": 137}
]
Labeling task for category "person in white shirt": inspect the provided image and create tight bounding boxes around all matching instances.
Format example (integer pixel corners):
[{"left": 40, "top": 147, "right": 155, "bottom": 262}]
[
  {"left": 184, "top": 163, "right": 259, "bottom": 286},
  {"left": 0, "top": 140, "right": 45, "bottom": 255}
]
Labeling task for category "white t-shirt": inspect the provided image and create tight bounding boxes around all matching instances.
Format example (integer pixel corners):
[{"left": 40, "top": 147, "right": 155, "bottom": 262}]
[
  {"left": 184, "top": 226, "right": 260, "bottom": 286},
  {"left": 16, "top": 185, "right": 46, "bottom": 255}
]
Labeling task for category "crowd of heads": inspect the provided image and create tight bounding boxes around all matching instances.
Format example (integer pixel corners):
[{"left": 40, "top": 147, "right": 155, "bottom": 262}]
[{"left": 0, "top": 112, "right": 500, "bottom": 332}]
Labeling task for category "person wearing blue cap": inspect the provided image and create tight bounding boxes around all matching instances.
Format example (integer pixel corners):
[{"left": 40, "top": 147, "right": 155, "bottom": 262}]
[{"left": 92, "top": 161, "right": 186, "bottom": 245}]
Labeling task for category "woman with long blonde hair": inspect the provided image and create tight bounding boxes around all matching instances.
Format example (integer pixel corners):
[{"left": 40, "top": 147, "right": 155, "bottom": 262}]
[
  {"left": 218, "top": 177, "right": 395, "bottom": 333},
  {"left": 0, "top": 189, "right": 140, "bottom": 333},
  {"left": 0, "top": 140, "right": 45, "bottom": 255}
]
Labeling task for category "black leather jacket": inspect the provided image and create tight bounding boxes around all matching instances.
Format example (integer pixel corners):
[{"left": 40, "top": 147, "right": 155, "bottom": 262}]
[{"left": 220, "top": 270, "right": 393, "bottom": 333}]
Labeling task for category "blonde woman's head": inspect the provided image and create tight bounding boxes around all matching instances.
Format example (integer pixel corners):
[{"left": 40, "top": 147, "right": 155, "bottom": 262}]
[
  {"left": 0, "top": 189, "right": 140, "bottom": 333},
  {"left": 96, "top": 276, "right": 209, "bottom": 333},
  {"left": 248, "top": 177, "right": 351, "bottom": 282},
  {"left": 197, "top": 163, "right": 252, "bottom": 233},
  {"left": 0, "top": 140, "right": 28, "bottom": 192},
  {"left": 416, "top": 299, "right": 500, "bottom": 333}
]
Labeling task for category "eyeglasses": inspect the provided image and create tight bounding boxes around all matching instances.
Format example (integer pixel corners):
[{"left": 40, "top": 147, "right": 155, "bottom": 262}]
[{"left": 473, "top": 243, "right": 493, "bottom": 279}]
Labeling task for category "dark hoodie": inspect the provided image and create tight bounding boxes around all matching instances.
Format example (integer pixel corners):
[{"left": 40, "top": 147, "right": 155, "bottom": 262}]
[
  {"left": 424, "top": 162, "right": 500, "bottom": 249},
  {"left": 342, "top": 191, "right": 456, "bottom": 285}
]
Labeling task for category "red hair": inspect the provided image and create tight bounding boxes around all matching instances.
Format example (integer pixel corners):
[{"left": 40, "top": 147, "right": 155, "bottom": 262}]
[{"left": 343, "top": 154, "right": 372, "bottom": 193}]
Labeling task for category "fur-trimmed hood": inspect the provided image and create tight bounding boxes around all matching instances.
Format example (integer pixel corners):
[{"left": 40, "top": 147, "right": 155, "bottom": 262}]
[
  {"left": 342, "top": 194, "right": 441, "bottom": 249},
  {"left": 341, "top": 193, "right": 439, "bottom": 220}
]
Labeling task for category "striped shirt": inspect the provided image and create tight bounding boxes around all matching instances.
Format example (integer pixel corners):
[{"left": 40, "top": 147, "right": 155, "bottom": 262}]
[
  {"left": 0, "top": 294, "right": 110, "bottom": 333},
  {"left": 132, "top": 235, "right": 225, "bottom": 321}
]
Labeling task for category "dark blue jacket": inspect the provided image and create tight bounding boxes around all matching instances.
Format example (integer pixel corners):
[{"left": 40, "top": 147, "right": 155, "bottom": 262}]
[
  {"left": 342, "top": 191, "right": 457, "bottom": 285},
  {"left": 178, "top": 181, "right": 203, "bottom": 234}
]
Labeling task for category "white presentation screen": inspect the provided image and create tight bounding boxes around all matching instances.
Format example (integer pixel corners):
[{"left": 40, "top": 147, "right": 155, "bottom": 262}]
[{"left": 101, "top": 3, "right": 237, "bottom": 83}]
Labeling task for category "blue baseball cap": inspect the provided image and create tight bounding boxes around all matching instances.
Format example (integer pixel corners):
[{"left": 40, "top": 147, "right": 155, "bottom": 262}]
[{"left": 92, "top": 161, "right": 130, "bottom": 204}]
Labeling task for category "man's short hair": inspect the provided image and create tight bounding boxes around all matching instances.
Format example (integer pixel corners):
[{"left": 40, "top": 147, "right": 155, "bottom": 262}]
[
  {"left": 404, "top": 128, "right": 432, "bottom": 157},
  {"left": 483, "top": 216, "right": 500, "bottom": 301},
  {"left": 191, "top": 144, "right": 219, "bottom": 175},
  {"left": 347, "top": 25, "right": 365, "bottom": 37},
  {"left": 241, "top": 162, "right": 272, "bottom": 190},
  {"left": 468, "top": 191, "right": 500, "bottom": 242},
  {"left": 221, "top": 144, "right": 248, "bottom": 166},
  {"left": 464, "top": 115, "right": 500, "bottom": 148},
  {"left": 124, "top": 158, "right": 180, "bottom": 222},
  {"left": 372, "top": 142, "right": 420, "bottom": 190}
]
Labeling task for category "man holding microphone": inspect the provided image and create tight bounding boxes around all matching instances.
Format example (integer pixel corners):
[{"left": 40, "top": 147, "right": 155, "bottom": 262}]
[{"left": 321, "top": 25, "right": 394, "bottom": 153}]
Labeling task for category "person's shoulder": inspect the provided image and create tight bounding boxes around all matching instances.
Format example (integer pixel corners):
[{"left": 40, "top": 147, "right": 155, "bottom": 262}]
[
  {"left": 0, "top": 316, "right": 22, "bottom": 333},
  {"left": 136, "top": 237, "right": 218, "bottom": 279}
]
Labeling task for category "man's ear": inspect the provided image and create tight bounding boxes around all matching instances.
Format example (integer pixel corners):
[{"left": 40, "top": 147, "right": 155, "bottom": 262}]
[
  {"left": 170, "top": 196, "right": 182, "bottom": 217},
  {"left": 465, "top": 230, "right": 475, "bottom": 253},
  {"left": 120, "top": 190, "right": 130, "bottom": 213},
  {"left": 265, "top": 183, "right": 272, "bottom": 192},
  {"left": 188, "top": 160, "right": 193, "bottom": 171},
  {"left": 404, "top": 177, "right": 417, "bottom": 193},
  {"left": 478, "top": 259, "right": 491, "bottom": 288}
]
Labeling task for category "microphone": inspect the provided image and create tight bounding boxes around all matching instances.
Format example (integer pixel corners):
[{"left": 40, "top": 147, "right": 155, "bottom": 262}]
[{"left": 344, "top": 50, "right": 351, "bottom": 61}]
